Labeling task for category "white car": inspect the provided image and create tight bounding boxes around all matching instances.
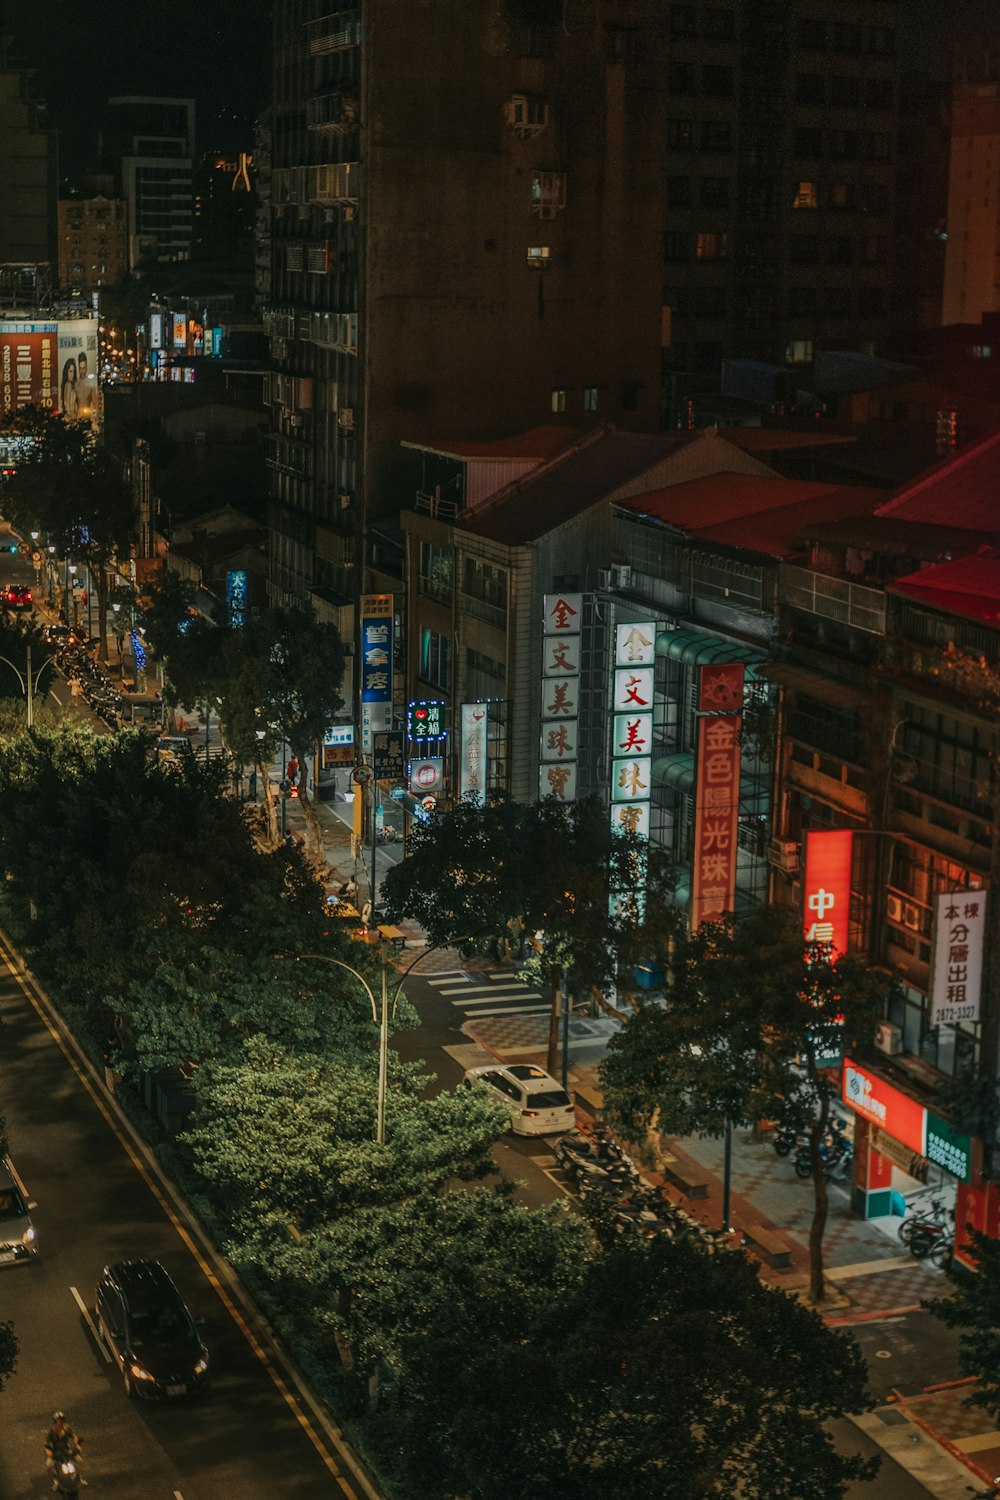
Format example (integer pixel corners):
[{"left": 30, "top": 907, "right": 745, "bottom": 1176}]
[{"left": 462, "top": 1064, "right": 576, "bottom": 1136}]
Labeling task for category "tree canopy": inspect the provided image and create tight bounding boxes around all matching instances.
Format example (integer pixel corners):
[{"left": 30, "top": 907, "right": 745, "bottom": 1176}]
[{"left": 0, "top": 1319, "right": 16, "bottom": 1393}]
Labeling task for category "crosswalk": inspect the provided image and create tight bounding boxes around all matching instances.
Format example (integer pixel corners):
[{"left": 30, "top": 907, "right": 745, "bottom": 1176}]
[{"left": 425, "top": 968, "right": 550, "bottom": 1020}]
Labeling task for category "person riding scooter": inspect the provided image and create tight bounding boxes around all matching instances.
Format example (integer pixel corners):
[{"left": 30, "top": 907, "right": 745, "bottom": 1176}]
[{"left": 45, "top": 1412, "right": 85, "bottom": 1490}]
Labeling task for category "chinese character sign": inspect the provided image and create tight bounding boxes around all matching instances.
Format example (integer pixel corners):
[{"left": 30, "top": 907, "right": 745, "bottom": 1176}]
[
  {"left": 543, "top": 593, "right": 582, "bottom": 635},
  {"left": 608, "top": 623, "right": 657, "bottom": 919},
  {"left": 461, "top": 703, "right": 488, "bottom": 805},
  {"left": 226, "top": 569, "right": 248, "bottom": 628},
  {"left": 802, "top": 830, "right": 853, "bottom": 954},
  {"left": 407, "top": 700, "right": 445, "bottom": 740},
  {"left": 930, "top": 887, "right": 988, "bottom": 1027},
  {"left": 615, "top": 621, "right": 656, "bottom": 666},
  {"left": 360, "top": 594, "right": 393, "bottom": 705},
  {"left": 540, "top": 593, "right": 582, "bottom": 802},
  {"left": 689, "top": 662, "right": 743, "bottom": 932}
]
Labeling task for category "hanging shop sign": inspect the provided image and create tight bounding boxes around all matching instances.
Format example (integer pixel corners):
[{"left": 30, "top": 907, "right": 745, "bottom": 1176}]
[
  {"left": 406, "top": 699, "right": 445, "bottom": 741},
  {"left": 539, "top": 593, "right": 582, "bottom": 802},
  {"left": 372, "top": 731, "right": 405, "bottom": 782},
  {"left": 842, "top": 1058, "right": 972, "bottom": 1182},
  {"left": 689, "top": 661, "right": 743, "bottom": 932},
  {"left": 802, "top": 829, "right": 853, "bottom": 955},
  {"left": 929, "top": 886, "right": 988, "bottom": 1027},
  {"left": 360, "top": 593, "right": 394, "bottom": 753},
  {"left": 409, "top": 757, "right": 443, "bottom": 794},
  {"left": 460, "top": 702, "right": 488, "bottom": 806}
]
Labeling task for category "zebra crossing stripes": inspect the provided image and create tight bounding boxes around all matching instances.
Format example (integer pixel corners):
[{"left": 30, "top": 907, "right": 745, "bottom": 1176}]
[{"left": 425, "top": 968, "right": 549, "bottom": 1019}]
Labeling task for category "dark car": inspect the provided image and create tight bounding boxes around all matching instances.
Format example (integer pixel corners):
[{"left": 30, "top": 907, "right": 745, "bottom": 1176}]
[
  {"left": 3, "top": 583, "right": 32, "bottom": 610},
  {"left": 97, "top": 1259, "right": 209, "bottom": 1399}
]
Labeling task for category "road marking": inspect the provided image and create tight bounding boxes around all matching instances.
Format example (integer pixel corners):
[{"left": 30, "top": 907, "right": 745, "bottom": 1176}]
[
  {"left": 456, "top": 1003, "right": 550, "bottom": 1018},
  {"left": 70, "top": 1285, "right": 111, "bottom": 1363},
  {"left": 174, "top": 1491, "right": 185, "bottom": 1499},
  {"left": 0, "top": 939, "right": 364, "bottom": 1498},
  {"left": 424, "top": 972, "right": 466, "bottom": 985}
]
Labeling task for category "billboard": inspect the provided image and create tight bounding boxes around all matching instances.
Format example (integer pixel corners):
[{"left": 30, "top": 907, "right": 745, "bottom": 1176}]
[
  {"left": 929, "top": 887, "right": 988, "bottom": 1027},
  {"left": 802, "top": 830, "right": 853, "bottom": 955},
  {"left": 0, "top": 318, "right": 98, "bottom": 420},
  {"left": 690, "top": 662, "right": 744, "bottom": 932}
]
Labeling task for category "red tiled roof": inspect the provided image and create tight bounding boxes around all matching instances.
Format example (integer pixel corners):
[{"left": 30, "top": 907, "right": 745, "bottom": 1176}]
[
  {"left": 888, "top": 555, "right": 1000, "bottom": 626},
  {"left": 401, "top": 425, "right": 584, "bottom": 463},
  {"left": 716, "top": 427, "right": 858, "bottom": 452},
  {"left": 694, "top": 488, "right": 885, "bottom": 557},
  {"left": 623, "top": 473, "right": 854, "bottom": 529},
  {"left": 875, "top": 428, "right": 1000, "bottom": 529}
]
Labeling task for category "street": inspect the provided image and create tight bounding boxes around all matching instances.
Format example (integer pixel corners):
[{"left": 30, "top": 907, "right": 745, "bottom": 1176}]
[{"left": 0, "top": 936, "right": 373, "bottom": 1500}]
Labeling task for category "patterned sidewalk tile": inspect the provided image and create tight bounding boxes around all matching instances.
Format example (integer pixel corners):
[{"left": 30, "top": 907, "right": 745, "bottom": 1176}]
[
  {"left": 901, "top": 1385, "right": 998, "bottom": 1444},
  {"left": 835, "top": 1263, "right": 941, "bottom": 1316}
]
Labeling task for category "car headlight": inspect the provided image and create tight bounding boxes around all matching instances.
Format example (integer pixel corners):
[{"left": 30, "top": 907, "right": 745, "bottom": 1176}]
[
  {"left": 22, "top": 1225, "right": 36, "bottom": 1246},
  {"left": 194, "top": 1356, "right": 209, "bottom": 1375},
  {"left": 129, "top": 1361, "right": 156, "bottom": 1382}
]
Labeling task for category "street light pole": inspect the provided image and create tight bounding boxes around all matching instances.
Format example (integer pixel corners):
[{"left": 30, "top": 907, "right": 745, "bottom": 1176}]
[{"left": 0, "top": 647, "right": 57, "bottom": 728}]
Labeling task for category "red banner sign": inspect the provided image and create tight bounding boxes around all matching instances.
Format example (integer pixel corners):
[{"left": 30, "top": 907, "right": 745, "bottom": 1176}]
[
  {"left": 842, "top": 1058, "right": 926, "bottom": 1156},
  {"left": 690, "top": 662, "right": 743, "bottom": 931},
  {"left": 803, "top": 829, "right": 853, "bottom": 955},
  {"left": 955, "top": 1181, "right": 1000, "bottom": 1269}
]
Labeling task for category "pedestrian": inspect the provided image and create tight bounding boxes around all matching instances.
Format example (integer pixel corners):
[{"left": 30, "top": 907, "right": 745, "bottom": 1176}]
[
  {"left": 248, "top": 768, "right": 258, "bottom": 802},
  {"left": 286, "top": 755, "right": 299, "bottom": 787}
]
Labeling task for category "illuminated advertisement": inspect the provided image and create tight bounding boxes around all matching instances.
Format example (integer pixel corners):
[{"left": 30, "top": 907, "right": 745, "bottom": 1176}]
[
  {"left": 929, "top": 886, "right": 988, "bottom": 1027},
  {"left": 149, "top": 312, "right": 163, "bottom": 350},
  {"left": 540, "top": 593, "right": 582, "bottom": 802},
  {"left": 843, "top": 1058, "right": 972, "bottom": 1183},
  {"left": 690, "top": 662, "right": 744, "bottom": 932},
  {"left": 360, "top": 592, "right": 393, "bottom": 753},
  {"left": 802, "top": 829, "right": 853, "bottom": 955},
  {"left": 460, "top": 702, "right": 488, "bottom": 806},
  {"left": 226, "top": 569, "right": 248, "bottom": 628},
  {"left": 172, "top": 313, "right": 187, "bottom": 350},
  {"left": 0, "top": 319, "right": 98, "bottom": 420}
]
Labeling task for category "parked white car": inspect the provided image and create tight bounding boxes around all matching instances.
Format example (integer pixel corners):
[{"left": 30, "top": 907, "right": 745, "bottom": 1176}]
[{"left": 462, "top": 1063, "right": 576, "bottom": 1136}]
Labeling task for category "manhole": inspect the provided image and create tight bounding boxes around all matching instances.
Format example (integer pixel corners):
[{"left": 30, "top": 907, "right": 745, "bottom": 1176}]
[{"left": 875, "top": 1349, "right": 893, "bottom": 1359}]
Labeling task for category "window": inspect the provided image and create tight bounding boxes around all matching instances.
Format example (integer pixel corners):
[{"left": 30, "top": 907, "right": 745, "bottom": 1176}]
[
  {"left": 463, "top": 557, "right": 508, "bottom": 615},
  {"left": 693, "top": 286, "right": 726, "bottom": 317},
  {"left": 665, "top": 285, "right": 691, "bottom": 315},
  {"left": 668, "top": 118, "right": 694, "bottom": 150},
  {"left": 704, "top": 9, "right": 735, "bottom": 40},
  {"left": 622, "top": 382, "right": 639, "bottom": 411},
  {"left": 527, "top": 244, "right": 551, "bottom": 267},
  {"left": 701, "top": 120, "right": 733, "bottom": 152},
  {"left": 551, "top": 386, "right": 567, "bottom": 412},
  {"left": 788, "top": 286, "right": 817, "bottom": 316},
  {"left": 795, "top": 74, "right": 825, "bottom": 105},
  {"left": 830, "top": 75, "right": 862, "bottom": 107},
  {"left": 798, "top": 18, "right": 826, "bottom": 48},
  {"left": 667, "top": 175, "right": 693, "bottom": 207},
  {"left": 794, "top": 128, "right": 823, "bottom": 158},
  {"left": 670, "top": 4, "right": 696, "bottom": 37},
  {"left": 822, "top": 287, "right": 852, "bottom": 317},
  {"left": 583, "top": 386, "right": 599, "bottom": 412},
  {"left": 700, "top": 176, "right": 730, "bottom": 207},
  {"left": 789, "top": 235, "right": 819, "bottom": 265},
  {"left": 864, "top": 132, "right": 892, "bottom": 162},
  {"left": 702, "top": 65, "right": 734, "bottom": 97},
  {"left": 829, "top": 182, "right": 852, "bottom": 209},
  {"left": 786, "top": 338, "right": 814, "bottom": 363},
  {"left": 466, "top": 647, "right": 506, "bottom": 701},
  {"left": 696, "top": 231, "right": 729, "bottom": 260},
  {"left": 857, "top": 182, "right": 889, "bottom": 213},
  {"left": 418, "top": 543, "right": 453, "bottom": 603},
  {"left": 828, "top": 131, "right": 859, "bottom": 160},
  {"left": 826, "top": 236, "right": 853, "bottom": 265},
  {"left": 420, "top": 628, "right": 451, "bottom": 690},
  {"left": 664, "top": 230, "right": 691, "bottom": 261},
  {"left": 857, "top": 286, "right": 886, "bottom": 317},
  {"left": 669, "top": 61, "right": 696, "bottom": 93},
  {"left": 792, "top": 180, "right": 818, "bottom": 209}
]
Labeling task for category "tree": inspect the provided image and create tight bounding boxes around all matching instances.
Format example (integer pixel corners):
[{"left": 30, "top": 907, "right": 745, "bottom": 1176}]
[
  {"left": 0, "top": 408, "right": 134, "bottom": 660},
  {"left": 601, "top": 904, "right": 900, "bottom": 1303},
  {"left": 0, "top": 612, "right": 57, "bottom": 713},
  {"left": 0, "top": 1320, "right": 16, "bottom": 1393},
  {"left": 383, "top": 795, "right": 677, "bottom": 1073},
  {"left": 928, "top": 1229, "right": 1000, "bottom": 1418}
]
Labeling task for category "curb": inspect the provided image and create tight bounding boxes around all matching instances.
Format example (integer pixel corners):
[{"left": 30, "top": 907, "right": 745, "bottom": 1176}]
[
  {"left": 890, "top": 1389, "right": 1000, "bottom": 1488},
  {"left": 0, "top": 922, "right": 387, "bottom": 1500}
]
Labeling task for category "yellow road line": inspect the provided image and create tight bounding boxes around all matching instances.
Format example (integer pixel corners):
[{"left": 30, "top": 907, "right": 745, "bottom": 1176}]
[{"left": 0, "top": 939, "right": 360, "bottom": 1498}]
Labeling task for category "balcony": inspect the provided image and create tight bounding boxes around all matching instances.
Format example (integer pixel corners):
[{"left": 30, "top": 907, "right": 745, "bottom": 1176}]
[
  {"left": 307, "top": 310, "right": 358, "bottom": 352},
  {"left": 782, "top": 564, "right": 886, "bottom": 634},
  {"left": 416, "top": 489, "right": 461, "bottom": 521},
  {"left": 306, "top": 11, "right": 360, "bottom": 56},
  {"left": 307, "top": 90, "right": 360, "bottom": 133},
  {"left": 309, "top": 162, "right": 359, "bottom": 206}
]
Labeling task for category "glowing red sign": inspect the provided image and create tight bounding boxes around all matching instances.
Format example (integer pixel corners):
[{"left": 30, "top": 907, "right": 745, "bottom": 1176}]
[
  {"left": 842, "top": 1058, "right": 926, "bottom": 1156},
  {"left": 802, "top": 829, "right": 853, "bottom": 955},
  {"left": 690, "top": 662, "right": 743, "bottom": 932}
]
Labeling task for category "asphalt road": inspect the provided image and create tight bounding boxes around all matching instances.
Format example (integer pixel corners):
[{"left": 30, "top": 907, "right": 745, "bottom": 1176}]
[{"left": 0, "top": 939, "right": 373, "bottom": 1500}]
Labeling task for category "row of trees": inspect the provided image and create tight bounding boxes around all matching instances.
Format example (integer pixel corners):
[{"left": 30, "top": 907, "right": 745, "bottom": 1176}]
[{"left": 0, "top": 728, "right": 877, "bottom": 1495}]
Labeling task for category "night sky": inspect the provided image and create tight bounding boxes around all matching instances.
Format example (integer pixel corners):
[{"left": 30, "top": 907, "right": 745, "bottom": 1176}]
[
  {"left": 5, "top": 0, "right": 1000, "bottom": 183},
  {"left": 4, "top": 0, "right": 270, "bottom": 179}
]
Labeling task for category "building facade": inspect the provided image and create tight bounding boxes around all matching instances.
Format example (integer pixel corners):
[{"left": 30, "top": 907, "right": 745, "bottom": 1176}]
[
  {"left": 941, "top": 82, "right": 1000, "bottom": 327},
  {"left": 57, "top": 196, "right": 128, "bottom": 294},
  {"left": 0, "top": 40, "right": 57, "bottom": 274},
  {"left": 104, "top": 97, "right": 196, "bottom": 269}
]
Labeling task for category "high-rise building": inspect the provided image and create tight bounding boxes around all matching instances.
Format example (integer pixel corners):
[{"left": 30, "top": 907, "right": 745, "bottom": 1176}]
[
  {"left": 264, "top": 0, "right": 668, "bottom": 611},
  {"left": 662, "top": 0, "right": 901, "bottom": 390},
  {"left": 104, "top": 97, "right": 196, "bottom": 269},
  {"left": 57, "top": 195, "right": 128, "bottom": 294},
  {"left": 0, "top": 36, "right": 57, "bottom": 274},
  {"left": 941, "top": 81, "right": 1000, "bottom": 327}
]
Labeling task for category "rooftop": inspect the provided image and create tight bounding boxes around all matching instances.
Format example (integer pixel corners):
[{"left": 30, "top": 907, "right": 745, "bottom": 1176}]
[
  {"left": 401, "top": 425, "right": 584, "bottom": 464},
  {"left": 889, "top": 554, "right": 1000, "bottom": 627},
  {"left": 875, "top": 427, "right": 1000, "bottom": 531}
]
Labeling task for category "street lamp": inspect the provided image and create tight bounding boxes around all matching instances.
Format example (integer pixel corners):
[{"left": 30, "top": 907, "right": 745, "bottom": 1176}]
[
  {"left": 67, "top": 563, "right": 78, "bottom": 628},
  {"left": 0, "top": 645, "right": 57, "bottom": 728}
]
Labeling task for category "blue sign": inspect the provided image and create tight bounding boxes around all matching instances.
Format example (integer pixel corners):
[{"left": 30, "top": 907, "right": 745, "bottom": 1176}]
[
  {"left": 360, "top": 595, "right": 393, "bottom": 706},
  {"left": 227, "top": 568, "right": 248, "bottom": 628}
]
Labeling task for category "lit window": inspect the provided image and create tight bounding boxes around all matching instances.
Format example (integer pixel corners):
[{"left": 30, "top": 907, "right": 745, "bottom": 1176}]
[
  {"left": 527, "top": 245, "right": 551, "bottom": 267},
  {"left": 786, "top": 339, "right": 814, "bottom": 364},
  {"left": 793, "top": 181, "right": 818, "bottom": 209},
  {"left": 696, "top": 232, "right": 729, "bottom": 260},
  {"left": 551, "top": 387, "right": 567, "bottom": 413},
  {"left": 583, "top": 387, "right": 598, "bottom": 412}
]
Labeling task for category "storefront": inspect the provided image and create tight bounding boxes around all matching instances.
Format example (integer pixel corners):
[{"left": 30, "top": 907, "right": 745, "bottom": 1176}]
[{"left": 841, "top": 1056, "right": 977, "bottom": 1259}]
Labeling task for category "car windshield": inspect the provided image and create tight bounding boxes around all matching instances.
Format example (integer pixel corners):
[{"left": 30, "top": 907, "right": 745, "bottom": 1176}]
[
  {"left": 530, "top": 1090, "right": 571, "bottom": 1110},
  {"left": 0, "top": 1188, "right": 26, "bottom": 1220},
  {"left": 130, "top": 1298, "right": 194, "bottom": 1341}
]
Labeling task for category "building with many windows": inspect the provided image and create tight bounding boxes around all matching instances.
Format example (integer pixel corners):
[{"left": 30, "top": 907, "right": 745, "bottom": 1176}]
[
  {"left": 264, "top": 0, "right": 669, "bottom": 619},
  {"left": 57, "top": 196, "right": 128, "bottom": 294},
  {"left": 104, "top": 97, "right": 196, "bottom": 269}
]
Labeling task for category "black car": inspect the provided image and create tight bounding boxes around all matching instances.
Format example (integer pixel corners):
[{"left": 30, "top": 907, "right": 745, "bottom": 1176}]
[{"left": 96, "top": 1259, "right": 209, "bottom": 1399}]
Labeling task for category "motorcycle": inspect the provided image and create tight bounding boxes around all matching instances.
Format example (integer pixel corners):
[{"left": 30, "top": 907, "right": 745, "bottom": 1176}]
[
  {"left": 50, "top": 1454, "right": 81, "bottom": 1496},
  {"left": 556, "top": 1130, "right": 629, "bottom": 1173},
  {"left": 794, "top": 1139, "right": 853, "bottom": 1181}
]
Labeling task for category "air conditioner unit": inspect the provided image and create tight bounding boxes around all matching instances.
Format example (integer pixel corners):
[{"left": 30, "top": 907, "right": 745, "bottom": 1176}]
[
  {"left": 611, "top": 563, "right": 632, "bottom": 589},
  {"left": 886, "top": 893, "right": 904, "bottom": 924},
  {"left": 768, "top": 838, "right": 800, "bottom": 873},
  {"left": 875, "top": 1021, "right": 903, "bottom": 1056},
  {"left": 338, "top": 408, "right": 354, "bottom": 429},
  {"left": 903, "top": 901, "right": 922, "bottom": 932},
  {"left": 597, "top": 569, "right": 612, "bottom": 591}
]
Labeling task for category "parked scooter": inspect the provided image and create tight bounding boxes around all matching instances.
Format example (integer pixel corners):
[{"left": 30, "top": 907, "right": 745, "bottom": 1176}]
[{"left": 794, "top": 1138, "right": 853, "bottom": 1181}]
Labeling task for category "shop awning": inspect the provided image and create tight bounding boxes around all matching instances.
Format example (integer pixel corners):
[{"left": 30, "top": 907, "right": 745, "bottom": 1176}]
[
  {"left": 651, "top": 752, "right": 696, "bottom": 793},
  {"left": 655, "top": 628, "right": 766, "bottom": 682}
]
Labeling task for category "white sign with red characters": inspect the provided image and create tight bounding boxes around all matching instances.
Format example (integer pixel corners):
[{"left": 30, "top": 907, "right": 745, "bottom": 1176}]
[{"left": 930, "top": 886, "right": 988, "bottom": 1026}]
